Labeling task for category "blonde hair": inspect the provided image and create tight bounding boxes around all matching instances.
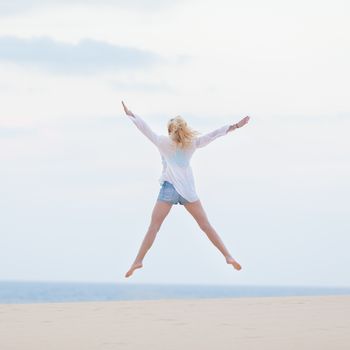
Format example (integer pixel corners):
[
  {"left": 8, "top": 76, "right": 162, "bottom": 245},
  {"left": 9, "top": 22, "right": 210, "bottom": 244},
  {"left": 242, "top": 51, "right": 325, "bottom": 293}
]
[{"left": 167, "top": 116, "right": 200, "bottom": 149}]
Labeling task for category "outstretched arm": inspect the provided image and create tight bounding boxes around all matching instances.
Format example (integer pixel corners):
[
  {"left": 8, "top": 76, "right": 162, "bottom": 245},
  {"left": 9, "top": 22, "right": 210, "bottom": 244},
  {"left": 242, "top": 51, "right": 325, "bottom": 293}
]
[
  {"left": 195, "top": 116, "right": 250, "bottom": 148},
  {"left": 122, "top": 100, "right": 160, "bottom": 146},
  {"left": 195, "top": 124, "right": 231, "bottom": 148}
]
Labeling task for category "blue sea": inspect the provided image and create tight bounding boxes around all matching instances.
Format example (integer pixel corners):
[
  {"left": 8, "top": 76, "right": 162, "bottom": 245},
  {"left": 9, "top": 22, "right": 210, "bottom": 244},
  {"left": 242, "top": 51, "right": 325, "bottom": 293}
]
[{"left": 1, "top": 281, "right": 350, "bottom": 304}]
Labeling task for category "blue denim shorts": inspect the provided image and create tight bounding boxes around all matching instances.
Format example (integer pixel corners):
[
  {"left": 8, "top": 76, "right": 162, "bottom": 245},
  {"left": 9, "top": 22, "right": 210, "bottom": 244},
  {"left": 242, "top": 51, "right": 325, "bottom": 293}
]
[{"left": 157, "top": 181, "right": 190, "bottom": 205}]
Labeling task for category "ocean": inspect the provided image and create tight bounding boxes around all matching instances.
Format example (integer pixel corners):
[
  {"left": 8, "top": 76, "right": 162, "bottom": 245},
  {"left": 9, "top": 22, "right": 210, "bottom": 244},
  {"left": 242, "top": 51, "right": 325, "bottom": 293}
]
[{"left": 1, "top": 281, "right": 350, "bottom": 304}]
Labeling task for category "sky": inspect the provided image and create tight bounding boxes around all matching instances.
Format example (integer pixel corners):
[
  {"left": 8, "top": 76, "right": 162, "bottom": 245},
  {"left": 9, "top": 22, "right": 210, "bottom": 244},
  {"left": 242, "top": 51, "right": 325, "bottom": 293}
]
[{"left": 0, "top": 0, "right": 349, "bottom": 287}]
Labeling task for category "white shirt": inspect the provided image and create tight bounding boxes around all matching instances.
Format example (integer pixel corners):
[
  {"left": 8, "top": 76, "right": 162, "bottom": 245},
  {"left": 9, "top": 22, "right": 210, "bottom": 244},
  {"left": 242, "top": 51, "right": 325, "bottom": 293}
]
[{"left": 129, "top": 114, "right": 232, "bottom": 202}]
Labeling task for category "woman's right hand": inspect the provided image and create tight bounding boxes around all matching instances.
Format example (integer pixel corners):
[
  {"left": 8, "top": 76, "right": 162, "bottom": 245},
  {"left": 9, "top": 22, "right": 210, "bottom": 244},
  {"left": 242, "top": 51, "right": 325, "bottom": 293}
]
[
  {"left": 237, "top": 116, "right": 250, "bottom": 128},
  {"left": 122, "top": 100, "right": 135, "bottom": 117}
]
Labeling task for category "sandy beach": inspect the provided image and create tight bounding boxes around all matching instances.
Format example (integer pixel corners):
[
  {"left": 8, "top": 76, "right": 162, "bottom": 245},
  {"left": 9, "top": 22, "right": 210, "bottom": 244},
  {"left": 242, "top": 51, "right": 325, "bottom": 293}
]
[{"left": 1, "top": 295, "right": 349, "bottom": 350}]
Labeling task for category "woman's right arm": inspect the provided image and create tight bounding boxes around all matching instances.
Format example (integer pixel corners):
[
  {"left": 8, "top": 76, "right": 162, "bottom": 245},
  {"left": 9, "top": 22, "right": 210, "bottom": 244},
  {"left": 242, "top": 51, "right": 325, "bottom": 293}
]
[
  {"left": 195, "top": 124, "right": 232, "bottom": 148},
  {"left": 195, "top": 116, "right": 250, "bottom": 148}
]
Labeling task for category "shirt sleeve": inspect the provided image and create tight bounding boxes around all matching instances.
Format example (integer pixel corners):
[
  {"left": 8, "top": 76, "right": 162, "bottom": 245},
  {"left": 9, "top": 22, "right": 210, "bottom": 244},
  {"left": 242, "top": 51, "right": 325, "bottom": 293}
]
[
  {"left": 129, "top": 113, "right": 160, "bottom": 147},
  {"left": 195, "top": 124, "right": 231, "bottom": 148}
]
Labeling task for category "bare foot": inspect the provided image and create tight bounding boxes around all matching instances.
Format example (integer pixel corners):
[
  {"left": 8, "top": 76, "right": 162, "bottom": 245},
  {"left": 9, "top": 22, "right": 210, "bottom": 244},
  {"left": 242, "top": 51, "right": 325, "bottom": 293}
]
[
  {"left": 226, "top": 257, "right": 242, "bottom": 271},
  {"left": 125, "top": 262, "right": 143, "bottom": 278}
]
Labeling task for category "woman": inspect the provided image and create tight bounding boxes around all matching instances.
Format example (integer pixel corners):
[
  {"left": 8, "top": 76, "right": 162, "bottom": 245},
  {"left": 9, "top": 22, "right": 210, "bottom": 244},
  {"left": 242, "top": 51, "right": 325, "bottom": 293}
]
[{"left": 122, "top": 101, "right": 250, "bottom": 278}]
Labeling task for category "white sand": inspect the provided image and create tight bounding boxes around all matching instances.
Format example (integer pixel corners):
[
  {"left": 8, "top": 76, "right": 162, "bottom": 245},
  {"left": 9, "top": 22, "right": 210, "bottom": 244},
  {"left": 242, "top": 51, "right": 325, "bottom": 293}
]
[{"left": 1, "top": 295, "right": 349, "bottom": 350}]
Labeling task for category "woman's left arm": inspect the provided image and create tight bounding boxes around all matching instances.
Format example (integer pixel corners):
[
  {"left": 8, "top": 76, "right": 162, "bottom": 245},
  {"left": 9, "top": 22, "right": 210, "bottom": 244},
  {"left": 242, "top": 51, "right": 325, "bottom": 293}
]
[{"left": 122, "top": 100, "right": 160, "bottom": 146}]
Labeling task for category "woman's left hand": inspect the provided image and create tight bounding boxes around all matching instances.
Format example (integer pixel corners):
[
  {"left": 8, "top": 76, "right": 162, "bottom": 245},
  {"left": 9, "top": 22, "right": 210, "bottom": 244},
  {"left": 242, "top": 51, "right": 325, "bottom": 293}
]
[{"left": 122, "top": 100, "right": 135, "bottom": 117}]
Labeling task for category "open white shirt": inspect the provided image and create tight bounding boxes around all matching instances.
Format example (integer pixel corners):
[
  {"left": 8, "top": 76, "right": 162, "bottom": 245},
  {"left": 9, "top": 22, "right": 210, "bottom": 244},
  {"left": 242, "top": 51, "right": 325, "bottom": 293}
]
[{"left": 129, "top": 114, "right": 232, "bottom": 202}]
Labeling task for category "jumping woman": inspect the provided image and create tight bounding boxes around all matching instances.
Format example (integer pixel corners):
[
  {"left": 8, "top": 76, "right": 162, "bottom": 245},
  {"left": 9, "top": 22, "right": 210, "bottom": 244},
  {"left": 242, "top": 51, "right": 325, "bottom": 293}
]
[{"left": 122, "top": 101, "right": 250, "bottom": 278}]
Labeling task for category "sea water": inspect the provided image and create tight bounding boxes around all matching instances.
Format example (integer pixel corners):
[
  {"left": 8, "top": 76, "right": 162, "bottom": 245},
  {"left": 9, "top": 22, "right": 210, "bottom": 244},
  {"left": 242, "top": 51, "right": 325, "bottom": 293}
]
[{"left": 0, "top": 281, "right": 349, "bottom": 304}]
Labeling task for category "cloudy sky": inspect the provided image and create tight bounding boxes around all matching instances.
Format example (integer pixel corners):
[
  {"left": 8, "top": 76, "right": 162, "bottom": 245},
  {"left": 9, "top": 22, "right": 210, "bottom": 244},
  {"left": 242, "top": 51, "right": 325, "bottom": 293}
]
[{"left": 1, "top": 0, "right": 349, "bottom": 287}]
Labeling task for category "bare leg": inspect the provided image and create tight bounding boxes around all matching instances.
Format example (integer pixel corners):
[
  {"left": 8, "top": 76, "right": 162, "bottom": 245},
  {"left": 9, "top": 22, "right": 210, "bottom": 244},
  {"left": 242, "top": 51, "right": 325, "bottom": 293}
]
[
  {"left": 125, "top": 200, "right": 173, "bottom": 278},
  {"left": 184, "top": 200, "right": 242, "bottom": 270}
]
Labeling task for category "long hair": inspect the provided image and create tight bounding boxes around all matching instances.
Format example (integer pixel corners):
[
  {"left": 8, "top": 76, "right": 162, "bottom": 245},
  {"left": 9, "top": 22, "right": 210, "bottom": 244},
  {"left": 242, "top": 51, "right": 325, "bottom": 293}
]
[{"left": 167, "top": 116, "right": 200, "bottom": 149}]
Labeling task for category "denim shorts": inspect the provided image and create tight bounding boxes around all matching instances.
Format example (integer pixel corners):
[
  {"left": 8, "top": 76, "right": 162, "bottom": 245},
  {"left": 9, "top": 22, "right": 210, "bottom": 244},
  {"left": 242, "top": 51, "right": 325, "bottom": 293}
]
[{"left": 157, "top": 181, "right": 190, "bottom": 205}]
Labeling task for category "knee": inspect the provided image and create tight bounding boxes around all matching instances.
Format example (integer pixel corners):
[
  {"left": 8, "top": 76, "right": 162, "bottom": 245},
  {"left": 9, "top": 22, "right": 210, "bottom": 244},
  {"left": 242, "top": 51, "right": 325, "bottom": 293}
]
[
  {"left": 198, "top": 220, "right": 211, "bottom": 232},
  {"left": 148, "top": 222, "right": 162, "bottom": 233}
]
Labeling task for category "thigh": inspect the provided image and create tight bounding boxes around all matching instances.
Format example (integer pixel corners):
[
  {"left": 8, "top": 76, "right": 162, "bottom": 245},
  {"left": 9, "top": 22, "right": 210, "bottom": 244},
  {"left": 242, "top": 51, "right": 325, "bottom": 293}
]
[
  {"left": 150, "top": 200, "right": 173, "bottom": 226},
  {"left": 183, "top": 200, "right": 209, "bottom": 226}
]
